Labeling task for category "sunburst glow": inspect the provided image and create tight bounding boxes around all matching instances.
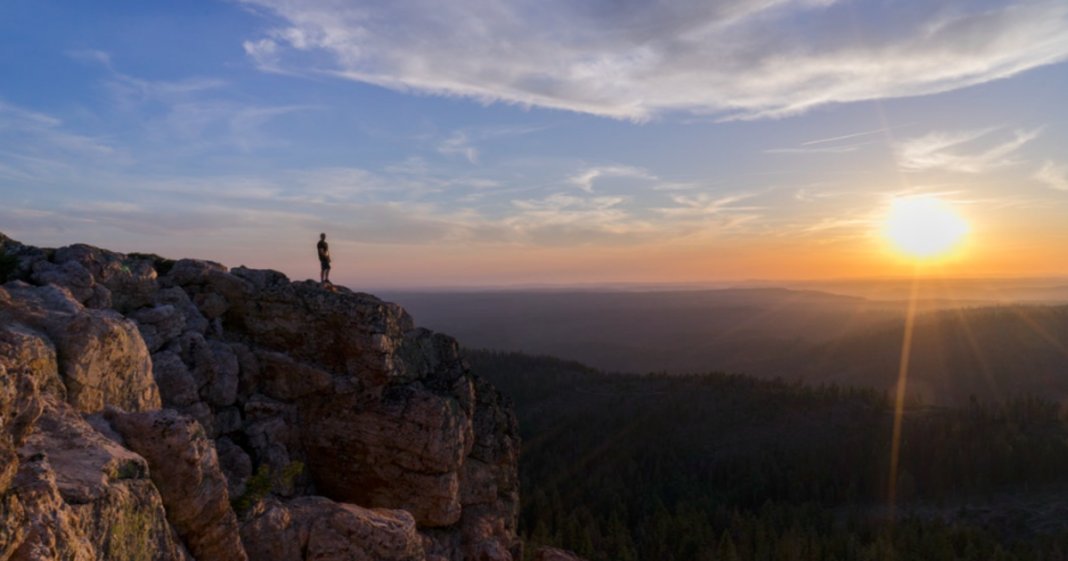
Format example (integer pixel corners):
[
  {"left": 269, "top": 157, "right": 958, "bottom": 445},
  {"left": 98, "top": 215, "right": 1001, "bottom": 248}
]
[{"left": 882, "top": 197, "right": 969, "bottom": 259}]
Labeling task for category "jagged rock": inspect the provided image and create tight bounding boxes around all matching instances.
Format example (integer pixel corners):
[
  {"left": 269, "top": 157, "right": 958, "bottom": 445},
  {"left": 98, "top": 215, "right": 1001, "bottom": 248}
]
[
  {"left": 203, "top": 341, "right": 239, "bottom": 407},
  {"left": 0, "top": 322, "right": 56, "bottom": 497},
  {"left": 176, "top": 401, "right": 216, "bottom": 438},
  {"left": 154, "top": 287, "right": 209, "bottom": 335},
  {"left": 240, "top": 497, "right": 425, "bottom": 561},
  {"left": 6, "top": 397, "right": 192, "bottom": 561},
  {"left": 458, "top": 377, "right": 521, "bottom": 559},
  {"left": 130, "top": 305, "right": 185, "bottom": 353},
  {"left": 53, "top": 244, "right": 159, "bottom": 313},
  {"left": 151, "top": 351, "right": 199, "bottom": 407},
  {"left": 60, "top": 245, "right": 157, "bottom": 309},
  {"left": 254, "top": 350, "right": 333, "bottom": 401},
  {"left": 1, "top": 233, "right": 46, "bottom": 285},
  {"left": 193, "top": 292, "right": 229, "bottom": 321},
  {"left": 213, "top": 437, "right": 252, "bottom": 497},
  {"left": 0, "top": 283, "right": 160, "bottom": 414},
  {"left": 0, "top": 322, "right": 65, "bottom": 404},
  {"left": 229, "top": 342, "right": 260, "bottom": 400},
  {"left": 242, "top": 397, "right": 302, "bottom": 493},
  {"left": 301, "top": 383, "right": 473, "bottom": 527},
  {"left": 222, "top": 270, "right": 413, "bottom": 386},
  {"left": 163, "top": 259, "right": 230, "bottom": 289},
  {"left": 3, "top": 233, "right": 524, "bottom": 561},
  {"left": 20, "top": 400, "right": 148, "bottom": 504},
  {"left": 30, "top": 260, "right": 97, "bottom": 305},
  {"left": 213, "top": 406, "right": 243, "bottom": 436},
  {"left": 107, "top": 408, "right": 247, "bottom": 561},
  {"left": 532, "top": 547, "right": 589, "bottom": 561}
]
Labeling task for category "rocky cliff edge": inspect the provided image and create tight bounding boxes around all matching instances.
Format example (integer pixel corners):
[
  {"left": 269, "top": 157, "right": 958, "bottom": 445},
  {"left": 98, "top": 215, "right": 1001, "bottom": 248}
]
[{"left": 0, "top": 232, "right": 520, "bottom": 561}]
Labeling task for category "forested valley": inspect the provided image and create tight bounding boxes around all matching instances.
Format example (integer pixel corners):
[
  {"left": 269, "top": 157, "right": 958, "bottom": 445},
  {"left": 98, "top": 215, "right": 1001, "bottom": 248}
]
[{"left": 469, "top": 350, "right": 1068, "bottom": 561}]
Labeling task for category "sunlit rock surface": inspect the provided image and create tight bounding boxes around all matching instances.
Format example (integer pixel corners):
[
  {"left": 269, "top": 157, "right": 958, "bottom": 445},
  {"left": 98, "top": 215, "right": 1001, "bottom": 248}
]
[{"left": 1, "top": 232, "right": 521, "bottom": 561}]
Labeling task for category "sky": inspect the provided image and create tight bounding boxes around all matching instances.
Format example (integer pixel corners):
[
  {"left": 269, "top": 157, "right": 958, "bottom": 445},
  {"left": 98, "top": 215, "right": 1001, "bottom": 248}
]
[{"left": 2, "top": 0, "right": 1068, "bottom": 288}]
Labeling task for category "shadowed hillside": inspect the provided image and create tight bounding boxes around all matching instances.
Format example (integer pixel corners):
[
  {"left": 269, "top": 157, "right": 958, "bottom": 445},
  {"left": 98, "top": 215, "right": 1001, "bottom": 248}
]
[{"left": 468, "top": 350, "right": 1068, "bottom": 561}]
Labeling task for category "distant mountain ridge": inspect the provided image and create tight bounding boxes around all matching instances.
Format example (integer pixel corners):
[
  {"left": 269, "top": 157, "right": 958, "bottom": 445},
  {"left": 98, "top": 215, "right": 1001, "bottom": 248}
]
[{"left": 386, "top": 288, "right": 1068, "bottom": 404}]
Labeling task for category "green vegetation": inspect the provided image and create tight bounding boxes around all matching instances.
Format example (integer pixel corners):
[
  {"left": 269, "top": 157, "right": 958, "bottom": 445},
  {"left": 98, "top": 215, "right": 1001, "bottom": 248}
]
[
  {"left": 231, "top": 461, "right": 304, "bottom": 516},
  {"left": 469, "top": 350, "right": 1068, "bottom": 560},
  {"left": 106, "top": 510, "right": 153, "bottom": 561}
]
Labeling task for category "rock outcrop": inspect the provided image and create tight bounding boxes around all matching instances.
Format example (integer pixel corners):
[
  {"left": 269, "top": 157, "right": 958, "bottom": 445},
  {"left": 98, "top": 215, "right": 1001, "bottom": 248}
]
[
  {"left": 0, "top": 232, "right": 521, "bottom": 561},
  {"left": 240, "top": 497, "right": 425, "bottom": 561},
  {"left": 107, "top": 408, "right": 246, "bottom": 561}
]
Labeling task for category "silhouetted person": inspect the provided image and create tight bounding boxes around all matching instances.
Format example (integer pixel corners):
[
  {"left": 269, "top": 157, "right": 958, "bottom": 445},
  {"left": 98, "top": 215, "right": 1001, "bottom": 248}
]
[{"left": 317, "top": 233, "right": 331, "bottom": 284}]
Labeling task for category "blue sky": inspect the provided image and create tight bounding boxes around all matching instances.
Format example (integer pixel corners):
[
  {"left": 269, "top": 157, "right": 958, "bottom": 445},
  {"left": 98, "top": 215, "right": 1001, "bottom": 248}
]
[{"left": 2, "top": 0, "right": 1068, "bottom": 287}]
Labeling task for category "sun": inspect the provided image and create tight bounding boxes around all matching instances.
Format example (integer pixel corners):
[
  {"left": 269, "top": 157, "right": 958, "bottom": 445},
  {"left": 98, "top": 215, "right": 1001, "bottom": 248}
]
[{"left": 882, "top": 196, "right": 969, "bottom": 259}]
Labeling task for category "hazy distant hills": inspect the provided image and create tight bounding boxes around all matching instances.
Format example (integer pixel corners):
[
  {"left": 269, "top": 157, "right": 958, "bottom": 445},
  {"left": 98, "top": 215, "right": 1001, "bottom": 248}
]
[
  {"left": 384, "top": 287, "right": 1068, "bottom": 404},
  {"left": 382, "top": 288, "right": 905, "bottom": 372},
  {"left": 780, "top": 305, "right": 1068, "bottom": 404}
]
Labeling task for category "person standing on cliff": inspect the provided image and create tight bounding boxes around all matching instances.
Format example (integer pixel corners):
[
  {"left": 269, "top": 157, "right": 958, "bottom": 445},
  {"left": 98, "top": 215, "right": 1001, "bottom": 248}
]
[{"left": 317, "top": 233, "right": 331, "bottom": 285}]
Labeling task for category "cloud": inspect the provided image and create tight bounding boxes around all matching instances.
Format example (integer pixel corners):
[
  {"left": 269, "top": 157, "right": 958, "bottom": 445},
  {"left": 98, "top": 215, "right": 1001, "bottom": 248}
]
[
  {"left": 239, "top": 0, "right": 1068, "bottom": 120},
  {"left": 0, "top": 99, "right": 128, "bottom": 180},
  {"left": 1034, "top": 161, "right": 1068, "bottom": 191},
  {"left": 765, "top": 125, "right": 909, "bottom": 154},
  {"left": 567, "top": 165, "right": 655, "bottom": 193},
  {"left": 434, "top": 124, "right": 550, "bottom": 164},
  {"left": 68, "top": 49, "right": 227, "bottom": 102},
  {"left": 506, "top": 192, "right": 656, "bottom": 245},
  {"left": 438, "top": 131, "right": 479, "bottom": 163},
  {"left": 895, "top": 127, "right": 1041, "bottom": 173},
  {"left": 764, "top": 145, "right": 865, "bottom": 155}
]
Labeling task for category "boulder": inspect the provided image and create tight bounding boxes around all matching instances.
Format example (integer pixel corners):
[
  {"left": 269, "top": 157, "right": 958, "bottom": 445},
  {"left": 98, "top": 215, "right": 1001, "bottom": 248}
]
[
  {"left": 107, "top": 408, "right": 247, "bottom": 561},
  {"left": 0, "top": 322, "right": 65, "bottom": 403},
  {"left": 0, "top": 283, "right": 160, "bottom": 414},
  {"left": 300, "top": 384, "right": 472, "bottom": 527},
  {"left": 213, "top": 437, "right": 252, "bottom": 497},
  {"left": 30, "top": 260, "right": 98, "bottom": 305},
  {"left": 221, "top": 271, "right": 413, "bottom": 386},
  {"left": 151, "top": 351, "right": 200, "bottom": 407},
  {"left": 53, "top": 244, "right": 158, "bottom": 312},
  {"left": 153, "top": 287, "right": 209, "bottom": 335},
  {"left": 254, "top": 351, "right": 333, "bottom": 401},
  {"left": 130, "top": 305, "right": 185, "bottom": 353},
  {"left": 4, "top": 397, "right": 192, "bottom": 561},
  {"left": 240, "top": 497, "right": 425, "bottom": 561}
]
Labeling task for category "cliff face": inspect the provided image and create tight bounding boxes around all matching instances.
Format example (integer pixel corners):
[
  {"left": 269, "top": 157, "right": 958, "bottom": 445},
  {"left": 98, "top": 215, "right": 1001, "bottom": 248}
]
[{"left": 0, "top": 233, "right": 520, "bottom": 561}]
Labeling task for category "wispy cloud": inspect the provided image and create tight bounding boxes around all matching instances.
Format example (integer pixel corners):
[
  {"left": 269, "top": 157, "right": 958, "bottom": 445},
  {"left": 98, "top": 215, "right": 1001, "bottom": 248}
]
[
  {"left": 1034, "top": 161, "right": 1068, "bottom": 191},
  {"left": 766, "top": 125, "right": 908, "bottom": 154},
  {"left": 238, "top": 0, "right": 1068, "bottom": 120},
  {"left": 895, "top": 127, "right": 1041, "bottom": 173},
  {"left": 68, "top": 49, "right": 227, "bottom": 101},
  {"left": 657, "top": 193, "right": 760, "bottom": 218},
  {"left": 435, "top": 124, "right": 550, "bottom": 164},
  {"left": 567, "top": 165, "right": 655, "bottom": 193},
  {"left": 438, "top": 131, "right": 479, "bottom": 164},
  {"left": 0, "top": 99, "right": 128, "bottom": 180},
  {"left": 765, "top": 145, "right": 867, "bottom": 155},
  {"left": 65, "top": 49, "right": 319, "bottom": 155}
]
